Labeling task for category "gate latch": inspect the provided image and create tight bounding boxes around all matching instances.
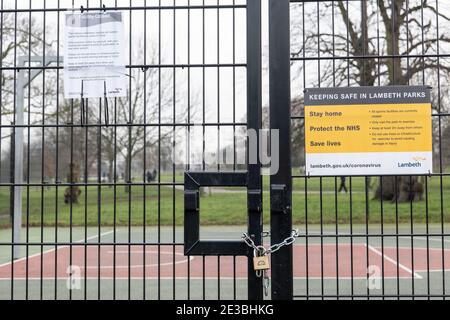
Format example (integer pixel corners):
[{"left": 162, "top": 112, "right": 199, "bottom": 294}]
[
  {"left": 270, "top": 184, "right": 289, "bottom": 214},
  {"left": 184, "top": 171, "right": 253, "bottom": 256}
]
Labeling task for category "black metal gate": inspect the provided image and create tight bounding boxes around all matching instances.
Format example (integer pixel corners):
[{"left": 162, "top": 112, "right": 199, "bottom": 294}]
[
  {"left": 0, "top": 0, "right": 263, "bottom": 300},
  {"left": 273, "top": 0, "right": 450, "bottom": 300},
  {"left": 1, "top": 0, "right": 450, "bottom": 301}
]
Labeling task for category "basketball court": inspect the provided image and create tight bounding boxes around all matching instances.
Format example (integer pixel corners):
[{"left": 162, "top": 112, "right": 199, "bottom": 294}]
[{"left": 1, "top": 226, "right": 449, "bottom": 299}]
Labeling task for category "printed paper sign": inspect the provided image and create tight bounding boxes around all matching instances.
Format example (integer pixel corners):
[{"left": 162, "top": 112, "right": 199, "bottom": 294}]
[
  {"left": 64, "top": 11, "right": 127, "bottom": 99},
  {"left": 304, "top": 86, "right": 433, "bottom": 176}
]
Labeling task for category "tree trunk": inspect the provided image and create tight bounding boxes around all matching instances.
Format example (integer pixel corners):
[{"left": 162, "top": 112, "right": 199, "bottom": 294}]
[
  {"left": 374, "top": 0, "right": 424, "bottom": 202},
  {"left": 64, "top": 162, "right": 81, "bottom": 204},
  {"left": 374, "top": 176, "right": 424, "bottom": 202},
  {"left": 108, "top": 157, "right": 114, "bottom": 188},
  {"left": 124, "top": 150, "right": 131, "bottom": 193}
]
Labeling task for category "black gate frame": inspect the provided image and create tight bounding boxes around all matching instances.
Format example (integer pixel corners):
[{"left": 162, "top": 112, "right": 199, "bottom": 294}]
[
  {"left": 268, "top": 0, "right": 449, "bottom": 300},
  {"left": 268, "top": 0, "right": 293, "bottom": 300},
  {"left": 184, "top": 0, "right": 264, "bottom": 300},
  {"left": 183, "top": 0, "right": 294, "bottom": 300},
  {"left": 184, "top": 0, "right": 294, "bottom": 300},
  {"left": 3, "top": 0, "right": 448, "bottom": 301}
]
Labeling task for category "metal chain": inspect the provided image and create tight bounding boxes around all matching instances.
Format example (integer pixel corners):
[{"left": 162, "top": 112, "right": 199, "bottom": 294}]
[
  {"left": 243, "top": 229, "right": 299, "bottom": 297},
  {"left": 242, "top": 229, "right": 299, "bottom": 256}
]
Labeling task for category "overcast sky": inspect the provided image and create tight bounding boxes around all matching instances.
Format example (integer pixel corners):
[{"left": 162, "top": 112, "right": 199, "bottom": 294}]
[
  {"left": 2, "top": 0, "right": 449, "bottom": 156},
  {"left": 2, "top": 0, "right": 272, "bottom": 156}
]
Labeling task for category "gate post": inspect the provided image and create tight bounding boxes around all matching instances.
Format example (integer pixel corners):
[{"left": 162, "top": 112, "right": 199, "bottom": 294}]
[
  {"left": 269, "top": 0, "right": 293, "bottom": 300},
  {"left": 246, "top": 0, "right": 263, "bottom": 300}
]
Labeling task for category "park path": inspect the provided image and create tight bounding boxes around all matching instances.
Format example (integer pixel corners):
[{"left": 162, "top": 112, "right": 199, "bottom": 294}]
[{"left": 172, "top": 185, "right": 362, "bottom": 195}]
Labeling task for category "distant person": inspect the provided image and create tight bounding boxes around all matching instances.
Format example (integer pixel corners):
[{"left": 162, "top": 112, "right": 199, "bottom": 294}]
[
  {"left": 146, "top": 169, "right": 158, "bottom": 183},
  {"left": 339, "top": 176, "right": 348, "bottom": 193}
]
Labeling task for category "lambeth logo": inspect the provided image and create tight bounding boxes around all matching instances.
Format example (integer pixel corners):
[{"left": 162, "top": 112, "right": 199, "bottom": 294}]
[
  {"left": 398, "top": 161, "right": 422, "bottom": 168},
  {"left": 398, "top": 156, "right": 427, "bottom": 167}
]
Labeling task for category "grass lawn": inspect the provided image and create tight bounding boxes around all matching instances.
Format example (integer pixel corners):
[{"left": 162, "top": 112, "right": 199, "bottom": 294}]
[{"left": 0, "top": 175, "right": 449, "bottom": 227}]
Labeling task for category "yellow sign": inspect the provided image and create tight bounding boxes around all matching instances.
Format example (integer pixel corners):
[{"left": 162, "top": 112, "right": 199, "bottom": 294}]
[{"left": 304, "top": 86, "right": 432, "bottom": 176}]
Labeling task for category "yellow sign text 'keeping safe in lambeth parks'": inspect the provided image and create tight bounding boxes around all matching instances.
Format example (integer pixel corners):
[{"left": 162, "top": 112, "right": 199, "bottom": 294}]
[{"left": 304, "top": 86, "right": 432, "bottom": 176}]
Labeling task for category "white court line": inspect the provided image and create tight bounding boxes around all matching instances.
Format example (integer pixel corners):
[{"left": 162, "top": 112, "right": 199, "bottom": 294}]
[
  {"left": 84, "top": 251, "right": 195, "bottom": 268},
  {"left": 0, "top": 230, "right": 114, "bottom": 269},
  {"left": 365, "top": 244, "right": 423, "bottom": 279},
  {"left": 106, "top": 250, "right": 184, "bottom": 254},
  {"left": 1, "top": 240, "right": 446, "bottom": 278}
]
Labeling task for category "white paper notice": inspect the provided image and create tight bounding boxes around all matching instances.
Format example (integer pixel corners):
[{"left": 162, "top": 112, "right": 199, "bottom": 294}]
[{"left": 64, "top": 11, "right": 127, "bottom": 99}]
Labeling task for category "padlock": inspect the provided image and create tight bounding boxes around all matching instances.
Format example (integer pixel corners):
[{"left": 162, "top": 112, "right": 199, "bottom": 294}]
[{"left": 253, "top": 255, "right": 270, "bottom": 271}]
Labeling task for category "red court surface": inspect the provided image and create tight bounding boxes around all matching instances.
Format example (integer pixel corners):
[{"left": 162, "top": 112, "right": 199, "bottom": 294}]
[{"left": 1, "top": 244, "right": 449, "bottom": 280}]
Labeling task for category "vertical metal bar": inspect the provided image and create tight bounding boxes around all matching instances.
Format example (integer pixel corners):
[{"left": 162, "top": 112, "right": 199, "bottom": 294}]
[
  {"left": 201, "top": 0, "right": 206, "bottom": 300},
  {"left": 425, "top": 176, "right": 430, "bottom": 299},
  {"left": 113, "top": 2, "right": 118, "bottom": 293},
  {"left": 83, "top": 41, "right": 89, "bottom": 304},
  {"left": 127, "top": 0, "right": 133, "bottom": 300},
  {"left": 82, "top": 0, "right": 90, "bottom": 302},
  {"left": 111, "top": 0, "right": 118, "bottom": 302},
  {"left": 157, "top": 0, "right": 162, "bottom": 301},
  {"left": 364, "top": 176, "right": 369, "bottom": 300},
  {"left": 202, "top": 256, "right": 205, "bottom": 300},
  {"left": 97, "top": 74, "right": 102, "bottom": 301},
  {"left": 13, "top": 42, "right": 23, "bottom": 264},
  {"left": 25, "top": 0, "right": 32, "bottom": 300},
  {"left": 98, "top": 1, "right": 104, "bottom": 301},
  {"left": 349, "top": 177, "right": 354, "bottom": 299},
  {"left": 54, "top": 0, "right": 61, "bottom": 300},
  {"left": 419, "top": 0, "right": 430, "bottom": 300},
  {"left": 187, "top": 0, "right": 191, "bottom": 301},
  {"left": 233, "top": 256, "right": 236, "bottom": 300},
  {"left": 317, "top": 0, "right": 323, "bottom": 299},
  {"left": 143, "top": 0, "right": 148, "bottom": 301},
  {"left": 380, "top": 176, "right": 385, "bottom": 298},
  {"left": 334, "top": 177, "right": 339, "bottom": 299},
  {"left": 331, "top": 0, "right": 338, "bottom": 295},
  {"left": 409, "top": 176, "right": 415, "bottom": 299},
  {"left": 0, "top": 0, "right": 3, "bottom": 211},
  {"left": 434, "top": 0, "right": 446, "bottom": 300},
  {"left": 40, "top": 0, "right": 47, "bottom": 300},
  {"left": 232, "top": 0, "right": 236, "bottom": 172},
  {"left": 83, "top": 44, "right": 89, "bottom": 304},
  {"left": 172, "top": 0, "right": 176, "bottom": 300},
  {"left": 268, "top": 0, "right": 292, "bottom": 300},
  {"left": 217, "top": 256, "right": 221, "bottom": 300},
  {"left": 394, "top": 176, "right": 400, "bottom": 298},
  {"left": 319, "top": 178, "right": 323, "bottom": 298},
  {"left": 301, "top": 1, "right": 308, "bottom": 301},
  {"left": 304, "top": 177, "right": 309, "bottom": 299},
  {"left": 11, "top": 0, "right": 18, "bottom": 299},
  {"left": 246, "top": 0, "right": 263, "bottom": 301},
  {"left": 217, "top": 0, "right": 220, "bottom": 175}
]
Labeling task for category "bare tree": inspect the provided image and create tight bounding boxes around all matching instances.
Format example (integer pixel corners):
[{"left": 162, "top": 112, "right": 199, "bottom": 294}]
[
  {"left": 86, "top": 45, "right": 199, "bottom": 191},
  {"left": 291, "top": 0, "right": 450, "bottom": 201},
  {"left": 1, "top": 13, "right": 55, "bottom": 124},
  {"left": 44, "top": 100, "right": 100, "bottom": 184}
]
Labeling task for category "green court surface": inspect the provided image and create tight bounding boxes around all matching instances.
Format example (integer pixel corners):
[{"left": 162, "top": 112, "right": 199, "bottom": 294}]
[{"left": 1, "top": 225, "right": 449, "bottom": 300}]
